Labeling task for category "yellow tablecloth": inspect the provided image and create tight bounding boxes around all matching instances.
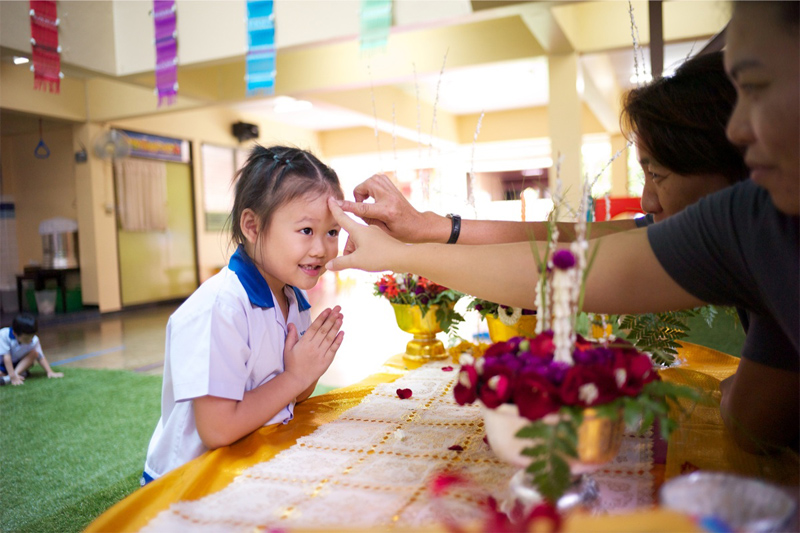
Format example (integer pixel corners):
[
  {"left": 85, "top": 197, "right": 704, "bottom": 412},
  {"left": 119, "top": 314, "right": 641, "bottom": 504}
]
[
  {"left": 87, "top": 343, "right": 796, "bottom": 533},
  {"left": 660, "top": 342, "right": 799, "bottom": 485}
]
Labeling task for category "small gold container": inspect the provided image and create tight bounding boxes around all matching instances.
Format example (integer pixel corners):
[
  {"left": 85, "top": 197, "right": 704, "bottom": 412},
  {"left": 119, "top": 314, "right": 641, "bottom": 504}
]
[
  {"left": 575, "top": 408, "right": 625, "bottom": 467},
  {"left": 486, "top": 314, "right": 538, "bottom": 343},
  {"left": 392, "top": 303, "right": 449, "bottom": 362},
  {"left": 482, "top": 404, "right": 624, "bottom": 470}
]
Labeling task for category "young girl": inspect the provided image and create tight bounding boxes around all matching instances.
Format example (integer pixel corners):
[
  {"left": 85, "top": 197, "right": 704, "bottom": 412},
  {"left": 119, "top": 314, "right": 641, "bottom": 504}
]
[{"left": 143, "top": 145, "right": 345, "bottom": 483}]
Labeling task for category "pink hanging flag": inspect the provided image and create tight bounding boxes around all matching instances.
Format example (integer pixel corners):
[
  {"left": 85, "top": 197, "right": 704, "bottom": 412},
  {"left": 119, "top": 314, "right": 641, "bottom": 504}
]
[
  {"left": 29, "top": 0, "right": 61, "bottom": 93},
  {"left": 153, "top": 0, "right": 178, "bottom": 106}
]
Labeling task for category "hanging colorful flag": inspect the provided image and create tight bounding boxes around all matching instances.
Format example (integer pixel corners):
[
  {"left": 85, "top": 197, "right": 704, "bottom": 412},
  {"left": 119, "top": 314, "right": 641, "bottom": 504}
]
[
  {"left": 153, "top": 0, "right": 178, "bottom": 106},
  {"left": 245, "top": 0, "right": 276, "bottom": 96},
  {"left": 29, "top": 0, "right": 61, "bottom": 93},
  {"left": 360, "top": 0, "right": 392, "bottom": 52}
]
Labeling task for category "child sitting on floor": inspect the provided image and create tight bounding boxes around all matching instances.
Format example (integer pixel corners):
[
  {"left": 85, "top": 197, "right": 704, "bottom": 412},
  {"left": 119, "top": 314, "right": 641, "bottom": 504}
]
[
  {"left": 142, "top": 145, "right": 345, "bottom": 484},
  {"left": 0, "top": 312, "right": 64, "bottom": 386}
]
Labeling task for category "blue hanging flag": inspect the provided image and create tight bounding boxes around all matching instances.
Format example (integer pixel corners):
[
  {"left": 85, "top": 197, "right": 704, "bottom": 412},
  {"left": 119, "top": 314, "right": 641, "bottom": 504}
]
[{"left": 246, "top": 0, "right": 276, "bottom": 96}]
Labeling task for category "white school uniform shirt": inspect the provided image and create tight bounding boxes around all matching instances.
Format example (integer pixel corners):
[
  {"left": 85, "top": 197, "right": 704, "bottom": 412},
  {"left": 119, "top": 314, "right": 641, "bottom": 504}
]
[
  {"left": 144, "top": 245, "right": 311, "bottom": 480},
  {"left": 0, "top": 327, "right": 43, "bottom": 365}
]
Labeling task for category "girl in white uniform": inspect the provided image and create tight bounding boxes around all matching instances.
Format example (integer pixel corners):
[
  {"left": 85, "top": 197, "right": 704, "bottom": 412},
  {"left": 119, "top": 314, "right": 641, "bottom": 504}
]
[{"left": 143, "top": 146, "right": 345, "bottom": 483}]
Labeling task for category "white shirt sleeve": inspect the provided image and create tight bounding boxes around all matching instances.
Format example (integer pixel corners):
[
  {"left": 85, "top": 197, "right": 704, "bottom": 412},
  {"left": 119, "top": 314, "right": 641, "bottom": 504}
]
[{"left": 169, "top": 298, "right": 252, "bottom": 402}]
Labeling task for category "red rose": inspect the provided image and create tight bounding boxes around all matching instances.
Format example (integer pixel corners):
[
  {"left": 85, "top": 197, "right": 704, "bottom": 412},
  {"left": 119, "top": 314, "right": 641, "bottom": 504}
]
[
  {"left": 483, "top": 340, "right": 514, "bottom": 360},
  {"left": 560, "top": 364, "right": 618, "bottom": 407},
  {"left": 614, "top": 352, "right": 658, "bottom": 396},
  {"left": 478, "top": 373, "right": 512, "bottom": 408},
  {"left": 527, "top": 332, "right": 555, "bottom": 358},
  {"left": 453, "top": 366, "right": 478, "bottom": 405},
  {"left": 514, "top": 373, "right": 562, "bottom": 420}
]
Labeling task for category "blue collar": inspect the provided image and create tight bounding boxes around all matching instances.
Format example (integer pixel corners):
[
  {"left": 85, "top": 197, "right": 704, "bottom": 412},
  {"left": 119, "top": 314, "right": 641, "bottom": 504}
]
[
  {"left": 8, "top": 329, "right": 15, "bottom": 340},
  {"left": 228, "top": 245, "right": 311, "bottom": 311}
]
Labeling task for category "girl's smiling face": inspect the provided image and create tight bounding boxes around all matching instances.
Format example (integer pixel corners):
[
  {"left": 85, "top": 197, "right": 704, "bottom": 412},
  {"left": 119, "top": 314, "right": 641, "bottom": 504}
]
[{"left": 251, "top": 193, "right": 340, "bottom": 294}]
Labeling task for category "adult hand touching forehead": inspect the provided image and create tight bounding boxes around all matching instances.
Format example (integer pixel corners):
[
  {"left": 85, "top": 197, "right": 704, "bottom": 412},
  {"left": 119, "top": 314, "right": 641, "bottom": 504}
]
[
  {"left": 340, "top": 174, "right": 430, "bottom": 243},
  {"left": 327, "top": 196, "right": 406, "bottom": 273}
]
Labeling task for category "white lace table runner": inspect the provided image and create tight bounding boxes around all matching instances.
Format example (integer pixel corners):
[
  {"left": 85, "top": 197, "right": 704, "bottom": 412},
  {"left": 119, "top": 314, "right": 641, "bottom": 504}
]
[{"left": 143, "top": 362, "right": 653, "bottom": 532}]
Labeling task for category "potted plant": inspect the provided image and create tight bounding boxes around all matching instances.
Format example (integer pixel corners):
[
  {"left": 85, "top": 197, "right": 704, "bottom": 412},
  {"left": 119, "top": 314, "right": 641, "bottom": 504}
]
[
  {"left": 374, "top": 273, "right": 465, "bottom": 361},
  {"left": 468, "top": 298, "right": 537, "bottom": 342}
]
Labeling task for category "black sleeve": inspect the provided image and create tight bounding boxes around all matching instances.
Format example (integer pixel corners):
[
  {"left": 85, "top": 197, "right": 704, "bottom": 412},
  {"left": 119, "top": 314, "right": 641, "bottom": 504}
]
[
  {"left": 647, "top": 181, "right": 799, "bottom": 371},
  {"left": 646, "top": 182, "right": 757, "bottom": 311}
]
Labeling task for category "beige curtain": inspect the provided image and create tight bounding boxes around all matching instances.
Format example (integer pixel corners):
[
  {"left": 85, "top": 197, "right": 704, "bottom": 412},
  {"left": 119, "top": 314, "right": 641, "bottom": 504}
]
[{"left": 114, "top": 158, "right": 168, "bottom": 232}]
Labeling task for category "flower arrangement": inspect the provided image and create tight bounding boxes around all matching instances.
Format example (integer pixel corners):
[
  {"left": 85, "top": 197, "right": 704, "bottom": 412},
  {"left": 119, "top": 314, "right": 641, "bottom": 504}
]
[
  {"left": 453, "top": 331, "right": 702, "bottom": 501},
  {"left": 452, "top": 177, "right": 704, "bottom": 504},
  {"left": 467, "top": 298, "right": 536, "bottom": 326},
  {"left": 374, "top": 273, "right": 465, "bottom": 334}
]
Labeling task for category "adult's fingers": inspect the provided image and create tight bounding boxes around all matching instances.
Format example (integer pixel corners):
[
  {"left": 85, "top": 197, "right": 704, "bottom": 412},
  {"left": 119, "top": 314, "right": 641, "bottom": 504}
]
[
  {"left": 352, "top": 174, "right": 390, "bottom": 202},
  {"left": 340, "top": 199, "right": 384, "bottom": 221},
  {"left": 343, "top": 236, "right": 356, "bottom": 256},
  {"left": 328, "top": 197, "right": 365, "bottom": 235}
]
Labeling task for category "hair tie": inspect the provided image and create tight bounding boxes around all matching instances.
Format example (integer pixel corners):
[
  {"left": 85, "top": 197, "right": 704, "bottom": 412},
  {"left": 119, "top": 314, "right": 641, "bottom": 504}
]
[
  {"left": 285, "top": 158, "right": 291, "bottom": 165},
  {"left": 273, "top": 154, "right": 280, "bottom": 161}
]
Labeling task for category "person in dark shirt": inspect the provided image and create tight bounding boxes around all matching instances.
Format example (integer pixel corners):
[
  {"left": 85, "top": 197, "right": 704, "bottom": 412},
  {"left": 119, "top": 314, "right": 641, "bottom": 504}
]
[{"left": 326, "top": 1, "right": 799, "bottom": 453}]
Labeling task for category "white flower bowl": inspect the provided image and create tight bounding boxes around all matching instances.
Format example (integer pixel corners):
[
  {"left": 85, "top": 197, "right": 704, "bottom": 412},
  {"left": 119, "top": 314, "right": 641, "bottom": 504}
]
[
  {"left": 660, "top": 472, "right": 797, "bottom": 532},
  {"left": 481, "top": 403, "right": 532, "bottom": 468},
  {"left": 481, "top": 402, "right": 624, "bottom": 474}
]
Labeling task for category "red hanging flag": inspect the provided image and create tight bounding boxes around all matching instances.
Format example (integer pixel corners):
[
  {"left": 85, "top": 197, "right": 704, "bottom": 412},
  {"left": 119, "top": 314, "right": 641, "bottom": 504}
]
[{"left": 29, "top": 0, "right": 61, "bottom": 93}]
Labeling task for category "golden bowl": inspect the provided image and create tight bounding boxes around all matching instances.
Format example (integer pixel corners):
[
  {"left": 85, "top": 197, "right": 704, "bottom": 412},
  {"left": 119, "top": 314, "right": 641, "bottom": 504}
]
[
  {"left": 392, "top": 303, "right": 449, "bottom": 362},
  {"left": 482, "top": 403, "right": 624, "bottom": 472},
  {"left": 486, "top": 314, "right": 538, "bottom": 343}
]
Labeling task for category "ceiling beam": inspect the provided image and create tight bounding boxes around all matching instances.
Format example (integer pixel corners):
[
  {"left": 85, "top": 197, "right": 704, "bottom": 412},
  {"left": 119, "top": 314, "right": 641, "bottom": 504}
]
[{"left": 648, "top": 1, "right": 664, "bottom": 78}]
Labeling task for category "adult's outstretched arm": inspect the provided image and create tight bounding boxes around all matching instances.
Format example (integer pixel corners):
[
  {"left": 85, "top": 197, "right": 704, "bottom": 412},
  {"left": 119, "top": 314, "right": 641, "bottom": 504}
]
[{"left": 327, "top": 197, "right": 703, "bottom": 315}]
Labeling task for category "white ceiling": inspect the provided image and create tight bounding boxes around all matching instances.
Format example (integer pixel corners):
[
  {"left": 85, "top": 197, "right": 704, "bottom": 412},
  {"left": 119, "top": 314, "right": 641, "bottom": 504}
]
[{"left": 233, "top": 36, "right": 715, "bottom": 133}]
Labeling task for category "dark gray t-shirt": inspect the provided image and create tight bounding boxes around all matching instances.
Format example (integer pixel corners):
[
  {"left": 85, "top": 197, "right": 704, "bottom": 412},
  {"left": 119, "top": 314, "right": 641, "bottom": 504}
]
[{"left": 647, "top": 179, "right": 799, "bottom": 371}]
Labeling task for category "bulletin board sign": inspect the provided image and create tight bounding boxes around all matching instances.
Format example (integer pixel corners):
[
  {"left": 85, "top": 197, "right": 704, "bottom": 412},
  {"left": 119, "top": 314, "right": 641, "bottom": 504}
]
[{"left": 121, "top": 130, "right": 190, "bottom": 163}]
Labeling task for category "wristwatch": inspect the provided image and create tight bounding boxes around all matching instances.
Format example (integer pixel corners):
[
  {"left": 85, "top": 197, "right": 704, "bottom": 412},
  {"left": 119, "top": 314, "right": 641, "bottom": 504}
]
[{"left": 445, "top": 213, "right": 461, "bottom": 244}]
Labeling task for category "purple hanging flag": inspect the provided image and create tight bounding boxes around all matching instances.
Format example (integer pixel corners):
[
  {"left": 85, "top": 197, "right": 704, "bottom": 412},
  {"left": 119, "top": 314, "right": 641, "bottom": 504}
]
[{"left": 153, "top": 0, "right": 177, "bottom": 106}]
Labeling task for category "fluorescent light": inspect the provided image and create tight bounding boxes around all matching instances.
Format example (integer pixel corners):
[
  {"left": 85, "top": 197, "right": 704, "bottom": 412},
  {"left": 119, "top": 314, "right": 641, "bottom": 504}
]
[
  {"left": 13, "top": 56, "right": 29, "bottom": 65},
  {"left": 273, "top": 98, "right": 313, "bottom": 114}
]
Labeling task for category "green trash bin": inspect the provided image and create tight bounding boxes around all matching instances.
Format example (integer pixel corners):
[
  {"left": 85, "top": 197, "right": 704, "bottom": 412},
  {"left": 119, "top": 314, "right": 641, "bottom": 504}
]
[{"left": 65, "top": 288, "right": 82, "bottom": 313}]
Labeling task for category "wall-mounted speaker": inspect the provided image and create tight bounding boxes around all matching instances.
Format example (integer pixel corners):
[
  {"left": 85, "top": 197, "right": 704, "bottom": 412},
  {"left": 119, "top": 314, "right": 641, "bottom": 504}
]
[{"left": 232, "top": 122, "right": 259, "bottom": 143}]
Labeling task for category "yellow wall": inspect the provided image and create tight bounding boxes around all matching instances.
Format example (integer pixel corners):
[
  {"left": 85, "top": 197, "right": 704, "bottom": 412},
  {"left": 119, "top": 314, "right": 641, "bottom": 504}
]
[
  {"left": 118, "top": 162, "right": 197, "bottom": 306},
  {"left": 72, "top": 123, "right": 121, "bottom": 312},
  {"left": 112, "top": 105, "right": 322, "bottom": 282},
  {"left": 1, "top": 126, "right": 79, "bottom": 269}
]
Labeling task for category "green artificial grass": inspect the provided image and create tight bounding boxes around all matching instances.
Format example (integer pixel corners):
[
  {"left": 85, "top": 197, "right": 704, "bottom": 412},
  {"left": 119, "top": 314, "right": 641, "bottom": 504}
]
[
  {"left": 0, "top": 367, "right": 338, "bottom": 533},
  {"left": 0, "top": 367, "right": 162, "bottom": 533}
]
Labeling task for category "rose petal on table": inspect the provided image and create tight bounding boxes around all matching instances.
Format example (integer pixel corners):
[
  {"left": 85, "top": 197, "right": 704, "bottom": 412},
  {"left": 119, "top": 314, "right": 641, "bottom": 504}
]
[
  {"left": 441, "top": 366, "right": 454, "bottom": 372},
  {"left": 448, "top": 444, "right": 464, "bottom": 451},
  {"left": 396, "top": 388, "right": 413, "bottom": 399}
]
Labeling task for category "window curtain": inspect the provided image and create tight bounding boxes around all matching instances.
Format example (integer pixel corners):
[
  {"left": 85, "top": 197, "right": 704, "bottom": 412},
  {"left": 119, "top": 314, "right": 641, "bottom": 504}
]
[{"left": 115, "top": 158, "right": 168, "bottom": 232}]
